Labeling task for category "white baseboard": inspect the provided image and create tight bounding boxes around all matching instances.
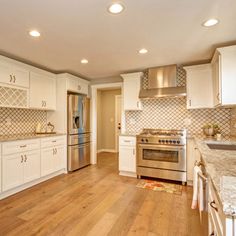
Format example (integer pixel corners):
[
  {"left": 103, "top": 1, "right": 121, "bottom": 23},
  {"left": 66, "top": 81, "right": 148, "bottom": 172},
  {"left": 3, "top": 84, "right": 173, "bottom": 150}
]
[
  {"left": 119, "top": 171, "right": 137, "bottom": 178},
  {"left": 97, "top": 149, "right": 118, "bottom": 153}
]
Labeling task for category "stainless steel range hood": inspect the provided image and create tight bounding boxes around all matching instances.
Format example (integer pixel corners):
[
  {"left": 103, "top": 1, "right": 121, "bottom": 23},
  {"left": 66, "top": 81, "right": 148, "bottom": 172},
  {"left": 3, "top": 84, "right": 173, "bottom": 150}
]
[{"left": 139, "top": 65, "right": 186, "bottom": 99}]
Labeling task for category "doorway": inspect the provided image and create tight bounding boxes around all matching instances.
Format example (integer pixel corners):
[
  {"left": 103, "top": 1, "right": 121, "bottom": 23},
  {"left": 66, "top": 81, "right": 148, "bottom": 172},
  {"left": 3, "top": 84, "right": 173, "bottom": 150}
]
[
  {"left": 90, "top": 82, "right": 124, "bottom": 165},
  {"left": 96, "top": 89, "right": 121, "bottom": 165}
]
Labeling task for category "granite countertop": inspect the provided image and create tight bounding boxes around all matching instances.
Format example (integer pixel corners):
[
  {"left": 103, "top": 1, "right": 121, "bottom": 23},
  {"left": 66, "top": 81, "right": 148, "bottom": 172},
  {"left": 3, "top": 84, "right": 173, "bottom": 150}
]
[
  {"left": 194, "top": 135, "right": 236, "bottom": 216},
  {"left": 0, "top": 133, "right": 67, "bottom": 142}
]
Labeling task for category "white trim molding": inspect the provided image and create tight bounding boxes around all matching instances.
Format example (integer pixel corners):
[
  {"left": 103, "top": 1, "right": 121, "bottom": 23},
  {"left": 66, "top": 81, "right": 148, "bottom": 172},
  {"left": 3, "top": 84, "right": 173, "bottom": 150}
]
[{"left": 90, "top": 82, "right": 124, "bottom": 165}]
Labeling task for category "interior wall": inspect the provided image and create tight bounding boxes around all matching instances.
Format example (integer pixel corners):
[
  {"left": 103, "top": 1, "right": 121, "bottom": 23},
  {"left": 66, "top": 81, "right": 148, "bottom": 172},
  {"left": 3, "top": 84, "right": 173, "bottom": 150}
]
[{"left": 97, "top": 89, "right": 121, "bottom": 151}]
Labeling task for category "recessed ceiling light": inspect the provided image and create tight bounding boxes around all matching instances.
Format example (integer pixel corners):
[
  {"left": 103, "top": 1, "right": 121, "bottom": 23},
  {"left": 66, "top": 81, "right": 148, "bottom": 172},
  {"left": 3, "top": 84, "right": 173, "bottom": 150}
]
[
  {"left": 139, "top": 48, "right": 148, "bottom": 54},
  {"left": 108, "top": 3, "right": 124, "bottom": 14},
  {"left": 81, "top": 59, "right": 88, "bottom": 64},
  {"left": 203, "top": 19, "right": 219, "bottom": 27},
  {"left": 29, "top": 30, "right": 40, "bottom": 37}
]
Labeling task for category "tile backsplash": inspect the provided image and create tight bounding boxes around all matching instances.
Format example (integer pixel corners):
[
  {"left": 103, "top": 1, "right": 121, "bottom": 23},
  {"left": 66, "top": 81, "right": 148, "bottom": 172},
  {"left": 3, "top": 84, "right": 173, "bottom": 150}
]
[
  {"left": 125, "top": 97, "right": 231, "bottom": 135},
  {"left": 125, "top": 68, "right": 232, "bottom": 136},
  {"left": 0, "top": 107, "right": 47, "bottom": 136}
]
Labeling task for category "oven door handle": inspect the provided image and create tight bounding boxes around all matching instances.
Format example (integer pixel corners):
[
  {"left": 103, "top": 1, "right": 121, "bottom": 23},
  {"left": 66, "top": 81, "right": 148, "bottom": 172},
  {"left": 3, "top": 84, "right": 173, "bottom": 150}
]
[{"left": 138, "top": 144, "right": 184, "bottom": 151}]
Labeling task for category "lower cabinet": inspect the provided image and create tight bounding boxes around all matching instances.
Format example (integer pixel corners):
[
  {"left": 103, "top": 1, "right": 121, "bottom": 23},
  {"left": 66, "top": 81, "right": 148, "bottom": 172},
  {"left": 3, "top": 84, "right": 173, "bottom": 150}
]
[
  {"left": 41, "top": 146, "right": 65, "bottom": 177},
  {"left": 119, "top": 136, "right": 136, "bottom": 177},
  {"left": 0, "top": 135, "right": 66, "bottom": 199},
  {"left": 2, "top": 150, "right": 40, "bottom": 191}
]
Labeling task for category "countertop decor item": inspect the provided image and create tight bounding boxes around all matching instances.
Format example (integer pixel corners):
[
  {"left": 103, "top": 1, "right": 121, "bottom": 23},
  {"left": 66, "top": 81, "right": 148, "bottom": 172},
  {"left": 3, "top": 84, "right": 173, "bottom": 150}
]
[{"left": 202, "top": 123, "right": 220, "bottom": 137}]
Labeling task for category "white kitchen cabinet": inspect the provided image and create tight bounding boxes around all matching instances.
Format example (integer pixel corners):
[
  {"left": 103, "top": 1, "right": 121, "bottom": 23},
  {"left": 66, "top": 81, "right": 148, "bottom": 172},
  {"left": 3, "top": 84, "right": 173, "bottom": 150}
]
[
  {"left": 2, "top": 150, "right": 40, "bottom": 191},
  {"left": 66, "top": 74, "right": 89, "bottom": 95},
  {"left": 121, "top": 72, "right": 143, "bottom": 111},
  {"left": 2, "top": 153, "right": 24, "bottom": 191},
  {"left": 184, "top": 64, "right": 213, "bottom": 109},
  {"left": 41, "top": 136, "right": 66, "bottom": 177},
  {"left": 0, "top": 145, "right": 2, "bottom": 193},
  {"left": 41, "top": 146, "right": 65, "bottom": 176},
  {"left": 211, "top": 45, "right": 236, "bottom": 106},
  {"left": 29, "top": 71, "right": 56, "bottom": 110},
  {"left": 119, "top": 136, "right": 136, "bottom": 177},
  {"left": 0, "top": 60, "right": 29, "bottom": 88},
  {"left": 23, "top": 151, "right": 41, "bottom": 183}
]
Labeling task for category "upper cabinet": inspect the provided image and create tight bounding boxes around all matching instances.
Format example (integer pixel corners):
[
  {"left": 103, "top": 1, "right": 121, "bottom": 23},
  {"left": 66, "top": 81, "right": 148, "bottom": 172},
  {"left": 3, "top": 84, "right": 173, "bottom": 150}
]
[
  {"left": 121, "top": 72, "right": 143, "bottom": 111},
  {"left": 184, "top": 64, "right": 213, "bottom": 109},
  {"left": 0, "top": 59, "right": 29, "bottom": 88},
  {"left": 211, "top": 45, "right": 236, "bottom": 106},
  {"left": 29, "top": 72, "right": 56, "bottom": 110},
  {"left": 65, "top": 74, "right": 89, "bottom": 95}
]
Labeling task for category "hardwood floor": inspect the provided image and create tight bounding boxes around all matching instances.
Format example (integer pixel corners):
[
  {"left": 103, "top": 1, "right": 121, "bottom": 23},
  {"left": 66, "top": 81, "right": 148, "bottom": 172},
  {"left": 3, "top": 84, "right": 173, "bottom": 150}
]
[{"left": 0, "top": 152, "right": 204, "bottom": 236}]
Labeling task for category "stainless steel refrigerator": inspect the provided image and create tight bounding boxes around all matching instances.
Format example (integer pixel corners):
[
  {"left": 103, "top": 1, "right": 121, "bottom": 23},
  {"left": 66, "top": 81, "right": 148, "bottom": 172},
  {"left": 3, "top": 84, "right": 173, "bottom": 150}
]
[{"left": 67, "top": 93, "right": 90, "bottom": 171}]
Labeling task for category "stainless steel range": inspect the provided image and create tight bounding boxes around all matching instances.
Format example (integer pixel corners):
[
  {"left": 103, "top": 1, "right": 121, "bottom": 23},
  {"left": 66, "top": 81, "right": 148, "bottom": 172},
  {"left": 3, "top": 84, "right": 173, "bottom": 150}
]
[{"left": 137, "top": 129, "right": 187, "bottom": 183}]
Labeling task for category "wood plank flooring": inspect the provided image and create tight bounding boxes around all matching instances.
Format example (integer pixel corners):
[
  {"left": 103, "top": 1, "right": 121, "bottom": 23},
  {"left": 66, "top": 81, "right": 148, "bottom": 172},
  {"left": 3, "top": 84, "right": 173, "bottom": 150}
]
[{"left": 0, "top": 152, "right": 204, "bottom": 236}]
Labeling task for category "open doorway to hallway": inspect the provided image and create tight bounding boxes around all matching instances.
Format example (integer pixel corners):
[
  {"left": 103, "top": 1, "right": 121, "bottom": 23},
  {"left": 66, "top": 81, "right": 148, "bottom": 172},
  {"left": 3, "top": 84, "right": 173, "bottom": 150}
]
[{"left": 96, "top": 88, "right": 122, "bottom": 167}]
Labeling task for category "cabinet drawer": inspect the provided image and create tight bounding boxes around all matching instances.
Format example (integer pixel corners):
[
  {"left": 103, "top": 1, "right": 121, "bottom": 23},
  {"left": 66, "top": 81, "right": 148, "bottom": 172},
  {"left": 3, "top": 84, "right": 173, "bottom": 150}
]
[
  {"left": 208, "top": 181, "right": 224, "bottom": 235},
  {"left": 2, "top": 139, "right": 40, "bottom": 155},
  {"left": 41, "top": 136, "right": 66, "bottom": 148},
  {"left": 119, "top": 136, "right": 136, "bottom": 146}
]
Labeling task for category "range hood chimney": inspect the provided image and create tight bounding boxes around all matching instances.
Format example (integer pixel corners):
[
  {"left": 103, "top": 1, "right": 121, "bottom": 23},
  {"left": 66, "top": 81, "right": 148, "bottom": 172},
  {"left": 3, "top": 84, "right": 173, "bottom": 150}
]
[{"left": 139, "top": 65, "right": 186, "bottom": 99}]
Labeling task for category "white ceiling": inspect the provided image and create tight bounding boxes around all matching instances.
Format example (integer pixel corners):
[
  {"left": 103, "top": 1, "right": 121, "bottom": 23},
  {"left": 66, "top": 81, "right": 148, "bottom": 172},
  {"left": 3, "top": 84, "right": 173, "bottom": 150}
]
[{"left": 0, "top": 0, "right": 236, "bottom": 81}]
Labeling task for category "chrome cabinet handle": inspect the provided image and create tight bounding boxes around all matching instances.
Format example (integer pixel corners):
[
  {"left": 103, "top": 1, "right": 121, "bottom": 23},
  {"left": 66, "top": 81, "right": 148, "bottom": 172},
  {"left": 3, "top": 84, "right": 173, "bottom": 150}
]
[
  {"left": 10, "top": 75, "right": 13, "bottom": 82},
  {"left": 124, "top": 140, "right": 131, "bottom": 143},
  {"left": 217, "top": 93, "right": 220, "bottom": 101},
  {"left": 20, "top": 145, "right": 27, "bottom": 148},
  {"left": 210, "top": 200, "right": 218, "bottom": 212},
  {"left": 13, "top": 75, "right": 16, "bottom": 83},
  {"left": 55, "top": 148, "right": 57, "bottom": 154},
  {"left": 21, "top": 155, "right": 24, "bottom": 163},
  {"left": 24, "top": 154, "right": 27, "bottom": 162},
  {"left": 133, "top": 149, "right": 135, "bottom": 155},
  {"left": 189, "top": 99, "right": 191, "bottom": 107},
  {"left": 137, "top": 101, "right": 139, "bottom": 108}
]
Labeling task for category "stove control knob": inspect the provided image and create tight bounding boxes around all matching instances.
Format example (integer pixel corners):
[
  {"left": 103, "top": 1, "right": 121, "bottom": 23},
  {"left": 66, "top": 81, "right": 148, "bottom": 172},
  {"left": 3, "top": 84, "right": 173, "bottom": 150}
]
[
  {"left": 158, "top": 140, "right": 161, "bottom": 143},
  {"left": 145, "top": 139, "right": 148, "bottom": 143},
  {"left": 173, "top": 140, "right": 176, "bottom": 144},
  {"left": 169, "top": 140, "right": 172, "bottom": 144},
  {"left": 177, "top": 140, "right": 180, "bottom": 144},
  {"left": 141, "top": 139, "right": 144, "bottom": 142}
]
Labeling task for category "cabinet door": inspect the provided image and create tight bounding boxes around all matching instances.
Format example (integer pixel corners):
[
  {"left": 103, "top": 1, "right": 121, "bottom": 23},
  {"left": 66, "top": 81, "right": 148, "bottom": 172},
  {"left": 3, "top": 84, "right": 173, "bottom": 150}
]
[
  {"left": 185, "top": 64, "right": 213, "bottom": 109},
  {"left": 54, "top": 146, "right": 66, "bottom": 172},
  {"left": 187, "top": 139, "right": 196, "bottom": 182},
  {"left": 2, "top": 154, "right": 24, "bottom": 191},
  {"left": 23, "top": 150, "right": 41, "bottom": 183},
  {"left": 41, "top": 148, "right": 54, "bottom": 177},
  {"left": 67, "top": 78, "right": 88, "bottom": 95},
  {"left": 0, "top": 62, "right": 29, "bottom": 88},
  {"left": 119, "top": 146, "right": 136, "bottom": 173},
  {"left": 29, "top": 72, "right": 56, "bottom": 110},
  {"left": 123, "top": 77, "right": 142, "bottom": 110},
  {"left": 212, "top": 54, "right": 221, "bottom": 106}
]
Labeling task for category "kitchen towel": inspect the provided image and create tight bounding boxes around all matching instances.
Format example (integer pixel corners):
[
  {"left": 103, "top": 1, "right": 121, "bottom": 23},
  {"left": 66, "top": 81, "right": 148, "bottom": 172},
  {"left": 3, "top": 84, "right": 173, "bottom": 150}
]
[{"left": 191, "top": 165, "right": 204, "bottom": 210}]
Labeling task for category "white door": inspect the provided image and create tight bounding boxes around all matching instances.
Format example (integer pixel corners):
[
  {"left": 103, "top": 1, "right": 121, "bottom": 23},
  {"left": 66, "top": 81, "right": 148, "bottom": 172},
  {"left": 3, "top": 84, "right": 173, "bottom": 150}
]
[
  {"left": 41, "top": 147, "right": 54, "bottom": 176},
  {"left": 54, "top": 146, "right": 65, "bottom": 172},
  {"left": 29, "top": 72, "right": 56, "bottom": 110},
  {"left": 185, "top": 64, "right": 213, "bottom": 109},
  {"left": 23, "top": 150, "right": 41, "bottom": 183},
  {"left": 2, "top": 154, "right": 24, "bottom": 191},
  {"left": 0, "top": 62, "right": 29, "bottom": 88},
  {"left": 119, "top": 147, "right": 136, "bottom": 173},
  {"left": 115, "top": 95, "right": 122, "bottom": 152}
]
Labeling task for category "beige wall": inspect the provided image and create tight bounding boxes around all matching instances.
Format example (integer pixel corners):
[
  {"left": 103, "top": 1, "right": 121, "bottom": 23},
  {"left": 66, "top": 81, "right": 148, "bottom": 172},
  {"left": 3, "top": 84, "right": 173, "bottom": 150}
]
[{"left": 97, "top": 89, "right": 121, "bottom": 151}]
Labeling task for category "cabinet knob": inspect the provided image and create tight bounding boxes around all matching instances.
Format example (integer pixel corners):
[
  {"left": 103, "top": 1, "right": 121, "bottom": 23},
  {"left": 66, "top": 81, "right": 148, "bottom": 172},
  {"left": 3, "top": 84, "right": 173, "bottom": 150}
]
[
  {"left": 9, "top": 75, "right": 13, "bottom": 83},
  {"left": 24, "top": 155, "right": 27, "bottom": 162},
  {"left": 13, "top": 75, "right": 16, "bottom": 83},
  {"left": 21, "top": 155, "right": 24, "bottom": 163}
]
